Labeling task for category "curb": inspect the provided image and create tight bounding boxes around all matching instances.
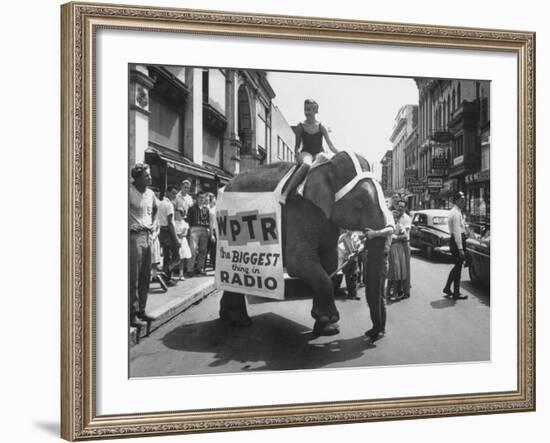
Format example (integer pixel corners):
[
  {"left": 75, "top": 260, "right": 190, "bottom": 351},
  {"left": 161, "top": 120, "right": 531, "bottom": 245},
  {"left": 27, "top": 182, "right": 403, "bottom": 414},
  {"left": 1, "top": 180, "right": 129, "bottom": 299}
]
[{"left": 130, "top": 281, "right": 217, "bottom": 347}]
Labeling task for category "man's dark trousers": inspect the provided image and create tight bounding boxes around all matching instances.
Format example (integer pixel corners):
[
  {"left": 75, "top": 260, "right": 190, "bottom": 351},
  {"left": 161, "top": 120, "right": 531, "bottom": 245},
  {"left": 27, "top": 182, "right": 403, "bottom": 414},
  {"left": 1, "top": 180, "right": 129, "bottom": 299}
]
[
  {"left": 444, "top": 235, "right": 466, "bottom": 295},
  {"left": 159, "top": 227, "right": 180, "bottom": 280}
]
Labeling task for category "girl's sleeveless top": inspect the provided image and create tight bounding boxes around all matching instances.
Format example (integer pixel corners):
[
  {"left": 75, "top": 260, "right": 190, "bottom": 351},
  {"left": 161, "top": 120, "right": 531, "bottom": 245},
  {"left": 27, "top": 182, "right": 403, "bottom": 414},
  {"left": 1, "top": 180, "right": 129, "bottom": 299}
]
[{"left": 300, "top": 122, "right": 324, "bottom": 156}]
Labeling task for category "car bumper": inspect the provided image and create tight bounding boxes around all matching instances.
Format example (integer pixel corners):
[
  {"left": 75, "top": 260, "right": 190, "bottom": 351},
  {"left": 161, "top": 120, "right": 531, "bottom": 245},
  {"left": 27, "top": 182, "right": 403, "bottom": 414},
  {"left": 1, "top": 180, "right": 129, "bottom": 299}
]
[{"left": 435, "top": 245, "right": 451, "bottom": 255}]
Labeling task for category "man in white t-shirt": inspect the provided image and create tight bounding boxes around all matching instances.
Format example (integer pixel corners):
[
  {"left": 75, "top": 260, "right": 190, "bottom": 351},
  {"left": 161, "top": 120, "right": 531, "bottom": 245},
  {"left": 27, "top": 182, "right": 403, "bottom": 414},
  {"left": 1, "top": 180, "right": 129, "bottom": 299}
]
[
  {"left": 129, "top": 163, "right": 157, "bottom": 329},
  {"left": 175, "top": 179, "right": 194, "bottom": 217},
  {"left": 158, "top": 185, "right": 180, "bottom": 283}
]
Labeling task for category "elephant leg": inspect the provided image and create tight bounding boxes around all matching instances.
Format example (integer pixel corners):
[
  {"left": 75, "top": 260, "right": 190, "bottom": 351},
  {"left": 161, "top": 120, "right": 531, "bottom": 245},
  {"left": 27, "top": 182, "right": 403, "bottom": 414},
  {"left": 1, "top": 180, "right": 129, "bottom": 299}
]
[
  {"left": 219, "top": 291, "right": 252, "bottom": 327},
  {"left": 311, "top": 247, "right": 341, "bottom": 336},
  {"left": 293, "top": 258, "right": 340, "bottom": 332}
]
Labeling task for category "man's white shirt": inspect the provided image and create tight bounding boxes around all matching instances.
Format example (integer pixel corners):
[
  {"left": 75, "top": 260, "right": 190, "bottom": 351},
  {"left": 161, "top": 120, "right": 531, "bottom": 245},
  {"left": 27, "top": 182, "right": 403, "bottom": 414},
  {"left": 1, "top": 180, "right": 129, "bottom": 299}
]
[
  {"left": 157, "top": 197, "right": 175, "bottom": 227},
  {"left": 448, "top": 205, "right": 466, "bottom": 248},
  {"left": 129, "top": 185, "right": 155, "bottom": 231}
]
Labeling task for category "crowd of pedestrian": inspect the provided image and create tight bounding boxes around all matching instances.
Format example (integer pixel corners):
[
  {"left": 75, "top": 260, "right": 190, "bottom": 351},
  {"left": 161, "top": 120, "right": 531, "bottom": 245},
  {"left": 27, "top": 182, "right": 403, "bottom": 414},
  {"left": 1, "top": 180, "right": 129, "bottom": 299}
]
[{"left": 128, "top": 163, "right": 218, "bottom": 333}]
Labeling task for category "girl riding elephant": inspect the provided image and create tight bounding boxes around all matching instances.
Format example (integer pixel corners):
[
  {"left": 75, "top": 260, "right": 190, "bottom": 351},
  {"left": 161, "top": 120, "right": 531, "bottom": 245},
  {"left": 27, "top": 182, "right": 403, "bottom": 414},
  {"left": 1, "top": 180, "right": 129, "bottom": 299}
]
[{"left": 280, "top": 99, "right": 339, "bottom": 204}]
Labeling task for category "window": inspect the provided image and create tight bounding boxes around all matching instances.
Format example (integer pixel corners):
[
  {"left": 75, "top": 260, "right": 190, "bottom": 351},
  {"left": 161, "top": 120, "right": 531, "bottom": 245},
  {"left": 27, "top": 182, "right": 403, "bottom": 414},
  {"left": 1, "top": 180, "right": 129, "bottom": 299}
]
[
  {"left": 481, "top": 144, "right": 490, "bottom": 171},
  {"left": 481, "top": 98, "right": 489, "bottom": 123},
  {"left": 257, "top": 104, "right": 270, "bottom": 153},
  {"left": 453, "top": 136, "right": 464, "bottom": 158},
  {"left": 207, "top": 69, "right": 226, "bottom": 113},
  {"left": 413, "top": 213, "right": 428, "bottom": 225},
  {"left": 457, "top": 83, "right": 461, "bottom": 106},
  {"left": 277, "top": 136, "right": 291, "bottom": 161},
  {"left": 202, "top": 69, "right": 209, "bottom": 103},
  {"left": 452, "top": 90, "right": 456, "bottom": 110},
  {"left": 148, "top": 91, "right": 183, "bottom": 152}
]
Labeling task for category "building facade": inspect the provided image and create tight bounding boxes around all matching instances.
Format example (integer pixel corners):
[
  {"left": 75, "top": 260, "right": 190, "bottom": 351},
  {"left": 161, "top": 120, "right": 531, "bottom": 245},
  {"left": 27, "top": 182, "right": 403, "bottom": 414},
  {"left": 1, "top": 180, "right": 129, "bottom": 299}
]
[
  {"left": 129, "top": 65, "right": 295, "bottom": 196},
  {"left": 389, "top": 105, "right": 418, "bottom": 199},
  {"left": 380, "top": 150, "right": 393, "bottom": 196},
  {"left": 414, "top": 78, "right": 490, "bottom": 220},
  {"left": 403, "top": 126, "right": 420, "bottom": 209}
]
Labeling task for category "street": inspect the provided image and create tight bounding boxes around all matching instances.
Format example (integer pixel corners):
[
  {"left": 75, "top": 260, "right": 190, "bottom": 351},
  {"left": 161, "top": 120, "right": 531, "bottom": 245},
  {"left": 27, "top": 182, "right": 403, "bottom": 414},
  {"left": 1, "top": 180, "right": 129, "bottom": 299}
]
[{"left": 130, "top": 249, "right": 490, "bottom": 377}]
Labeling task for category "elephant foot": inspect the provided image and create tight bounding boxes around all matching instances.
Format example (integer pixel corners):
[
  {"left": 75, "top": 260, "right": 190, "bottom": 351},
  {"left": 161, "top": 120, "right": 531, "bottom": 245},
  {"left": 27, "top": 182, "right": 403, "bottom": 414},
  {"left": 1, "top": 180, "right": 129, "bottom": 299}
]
[
  {"left": 312, "top": 320, "right": 340, "bottom": 337},
  {"left": 311, "top": 308, "right": 340, "bottom": 325},
  {"left": 219, "top": 309, "right": 252, "bottom": 327}
]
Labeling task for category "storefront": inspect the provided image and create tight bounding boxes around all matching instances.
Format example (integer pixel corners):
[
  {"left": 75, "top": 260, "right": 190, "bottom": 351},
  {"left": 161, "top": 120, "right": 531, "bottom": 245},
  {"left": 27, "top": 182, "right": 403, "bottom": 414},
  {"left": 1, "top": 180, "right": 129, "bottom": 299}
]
[{"left": 465, "top": 169, "right": 490, "bottom": 225}]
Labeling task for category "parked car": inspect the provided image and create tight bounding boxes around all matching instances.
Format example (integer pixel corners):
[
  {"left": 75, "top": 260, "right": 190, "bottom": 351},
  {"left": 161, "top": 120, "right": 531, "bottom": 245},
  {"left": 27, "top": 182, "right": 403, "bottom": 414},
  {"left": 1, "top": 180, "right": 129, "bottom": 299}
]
[
  {"left": 409, "top": 209, "right": 451, "bottom": 260},
  {"left": 465, "top": 226, "right": 490, "bottom": 287}
]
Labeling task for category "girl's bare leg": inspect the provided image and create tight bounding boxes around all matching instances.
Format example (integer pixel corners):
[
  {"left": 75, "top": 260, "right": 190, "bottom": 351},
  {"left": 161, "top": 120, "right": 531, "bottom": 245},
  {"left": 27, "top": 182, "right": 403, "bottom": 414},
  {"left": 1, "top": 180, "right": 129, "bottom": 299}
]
[
  {"left": 279, "top": 154, "right": 313, "bottom": 204},
  {"left": 179, "top": 261, "right": 185, "bottom": 280}
]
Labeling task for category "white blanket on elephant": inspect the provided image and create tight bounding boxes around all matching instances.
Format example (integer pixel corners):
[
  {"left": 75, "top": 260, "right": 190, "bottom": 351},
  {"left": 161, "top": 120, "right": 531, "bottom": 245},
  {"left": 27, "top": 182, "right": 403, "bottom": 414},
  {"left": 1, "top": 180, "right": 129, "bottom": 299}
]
[{"left": 214, "top": 177, "right": 291, "bottom": 300}]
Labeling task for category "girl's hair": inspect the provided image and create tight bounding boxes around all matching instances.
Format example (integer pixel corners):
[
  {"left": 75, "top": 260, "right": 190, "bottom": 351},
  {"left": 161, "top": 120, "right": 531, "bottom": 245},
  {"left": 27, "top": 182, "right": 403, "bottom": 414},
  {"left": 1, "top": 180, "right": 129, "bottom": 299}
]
[{"left": 304, "top": 99, "right": 319, "bottom": 112}]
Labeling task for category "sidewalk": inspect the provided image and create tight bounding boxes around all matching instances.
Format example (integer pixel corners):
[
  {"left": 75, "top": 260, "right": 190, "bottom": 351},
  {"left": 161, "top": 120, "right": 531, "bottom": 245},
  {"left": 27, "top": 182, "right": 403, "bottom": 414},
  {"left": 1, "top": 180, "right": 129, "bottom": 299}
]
[
  {"left": 130, "top": 270, "right": 346, "bottom": 346},
  {"left": 130, "top": 271, "right": 217, "bottom": 347}
]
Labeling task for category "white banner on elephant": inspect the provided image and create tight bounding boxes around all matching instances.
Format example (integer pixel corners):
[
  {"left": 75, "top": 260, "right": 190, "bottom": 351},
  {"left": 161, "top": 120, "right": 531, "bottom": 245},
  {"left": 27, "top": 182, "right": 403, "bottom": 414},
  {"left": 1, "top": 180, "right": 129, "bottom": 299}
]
[{"left": 215, "top": 191, "right": 284, "bottom": 300}]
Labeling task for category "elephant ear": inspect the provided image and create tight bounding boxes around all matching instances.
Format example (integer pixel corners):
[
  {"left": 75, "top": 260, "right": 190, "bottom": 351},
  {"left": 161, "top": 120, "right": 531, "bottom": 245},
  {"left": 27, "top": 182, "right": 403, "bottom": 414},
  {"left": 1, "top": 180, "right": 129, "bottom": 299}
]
[{"left": 303, "top": 162, "right": 335, "bottom": 220}]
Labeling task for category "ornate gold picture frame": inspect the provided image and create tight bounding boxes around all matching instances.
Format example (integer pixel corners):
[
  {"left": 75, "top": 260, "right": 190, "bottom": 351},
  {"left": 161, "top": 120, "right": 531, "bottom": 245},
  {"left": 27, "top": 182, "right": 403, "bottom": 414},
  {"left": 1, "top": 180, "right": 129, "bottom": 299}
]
[{"left": 61, "top": 1, "right": 535, "bottom": 440}]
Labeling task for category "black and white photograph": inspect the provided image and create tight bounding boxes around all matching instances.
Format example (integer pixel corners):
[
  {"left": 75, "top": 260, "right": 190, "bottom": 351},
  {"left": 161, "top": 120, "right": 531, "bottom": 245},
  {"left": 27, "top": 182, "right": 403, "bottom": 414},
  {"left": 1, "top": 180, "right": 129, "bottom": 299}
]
[
  {"left": 3, "top": 0, "right": 546, "bottom": 441},
  {"left": 128, "top": 65, "right": 491, "bottom": 378}
]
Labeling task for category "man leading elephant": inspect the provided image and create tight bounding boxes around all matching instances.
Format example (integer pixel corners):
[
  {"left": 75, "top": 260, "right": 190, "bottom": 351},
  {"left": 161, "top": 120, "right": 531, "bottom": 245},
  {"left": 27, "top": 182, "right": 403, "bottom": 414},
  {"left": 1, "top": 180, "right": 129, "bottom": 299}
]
[{"left": 363, "top": 226, "right": 394, "bottom": 343}]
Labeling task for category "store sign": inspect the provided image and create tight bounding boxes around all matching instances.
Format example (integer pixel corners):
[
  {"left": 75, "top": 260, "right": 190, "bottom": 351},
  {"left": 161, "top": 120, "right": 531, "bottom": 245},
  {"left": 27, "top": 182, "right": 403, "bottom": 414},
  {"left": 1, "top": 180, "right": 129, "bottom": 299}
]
[
  {"left": 453, "top": 155, "right": 464, "bottom": 166},
  {"left": 215, "top": 190, "right": 285, "bottom": 300},
  {"left": 407, "top": 179, "right": 425, "bottom": 193},
  {"left": 427, "top": 178, "right": 443, "bottom": 189},
  {"left": 405, "top": 170, "right": 422, "bottom": 193},
  {"left": 465, "top": 169, "right": 490, "bottom": 184},
  {"left": 431, "top": 143, "right": 450, "bottom": 175}
]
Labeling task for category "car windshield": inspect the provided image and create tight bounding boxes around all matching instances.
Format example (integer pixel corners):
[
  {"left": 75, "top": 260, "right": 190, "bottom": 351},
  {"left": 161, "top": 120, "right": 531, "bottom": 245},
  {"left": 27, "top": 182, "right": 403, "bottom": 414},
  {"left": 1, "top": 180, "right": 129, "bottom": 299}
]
[{"left": 431, "top": 216, "right": 449, "bottom": 232}]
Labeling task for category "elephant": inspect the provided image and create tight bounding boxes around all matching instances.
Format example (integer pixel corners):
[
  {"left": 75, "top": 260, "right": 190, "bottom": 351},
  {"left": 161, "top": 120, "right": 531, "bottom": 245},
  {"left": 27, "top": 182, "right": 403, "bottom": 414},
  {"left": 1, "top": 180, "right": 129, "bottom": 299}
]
[{"left": 219, "top": 150, "right": 391, "bottom": 336}]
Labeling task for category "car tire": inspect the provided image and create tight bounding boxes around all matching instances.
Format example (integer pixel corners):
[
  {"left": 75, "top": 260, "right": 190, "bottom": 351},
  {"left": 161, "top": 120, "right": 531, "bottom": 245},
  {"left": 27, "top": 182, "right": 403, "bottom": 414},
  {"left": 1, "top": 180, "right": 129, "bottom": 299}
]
[{"left": 425, "top": 245, "right": 434, "bottom": 260}]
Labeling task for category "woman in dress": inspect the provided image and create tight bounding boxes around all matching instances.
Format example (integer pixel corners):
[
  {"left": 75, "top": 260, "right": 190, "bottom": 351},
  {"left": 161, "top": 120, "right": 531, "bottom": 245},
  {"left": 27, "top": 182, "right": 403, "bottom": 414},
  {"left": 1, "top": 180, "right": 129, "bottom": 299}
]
[
  {"left": 387, "top": 210, "right": 409, "bottom": 301},
  {"left": 174, "top": 208, "right": 192, "bottom": 280}
]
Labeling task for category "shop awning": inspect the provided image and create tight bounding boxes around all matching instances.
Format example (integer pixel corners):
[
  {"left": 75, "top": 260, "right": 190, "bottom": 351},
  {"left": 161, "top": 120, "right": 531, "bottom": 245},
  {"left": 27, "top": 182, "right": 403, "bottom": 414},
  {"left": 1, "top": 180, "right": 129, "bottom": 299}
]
[{"left": 145, "top": 145, "right": 234, "bottom": 183}]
